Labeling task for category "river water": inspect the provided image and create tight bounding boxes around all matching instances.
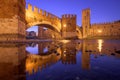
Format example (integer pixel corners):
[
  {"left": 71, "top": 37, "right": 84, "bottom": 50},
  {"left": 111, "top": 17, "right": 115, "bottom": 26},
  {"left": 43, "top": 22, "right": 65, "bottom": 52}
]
[{"left": 0, "top": 40, "right": 120, "bottom": 80}]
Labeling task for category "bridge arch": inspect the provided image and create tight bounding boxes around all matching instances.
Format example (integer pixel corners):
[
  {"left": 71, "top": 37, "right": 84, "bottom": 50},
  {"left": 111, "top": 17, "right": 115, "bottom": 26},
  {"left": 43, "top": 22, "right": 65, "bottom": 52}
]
[
  {"left": 76, "top": 26, "right": 83, "bottom": 39},
  {"left": 26, "top": 4, "right": 61, "bottom": 32},
  {"left": 27, "top": 21, "right": 60, "bottom": 33}
]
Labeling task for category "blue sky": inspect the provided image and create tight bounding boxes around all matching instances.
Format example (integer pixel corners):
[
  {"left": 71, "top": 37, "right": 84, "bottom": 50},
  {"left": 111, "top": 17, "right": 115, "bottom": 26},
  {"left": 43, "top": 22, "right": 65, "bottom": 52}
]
[{"left": 26, "top": 0, "right": 120, "bottom": 32}]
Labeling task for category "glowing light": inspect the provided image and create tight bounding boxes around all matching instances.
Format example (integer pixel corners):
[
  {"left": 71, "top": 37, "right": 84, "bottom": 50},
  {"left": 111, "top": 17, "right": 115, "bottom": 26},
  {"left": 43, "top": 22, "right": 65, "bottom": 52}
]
[
  {"left": 64, "top": 54, "right": 66, "bottom": 57},
  {"left": 26, "top": 11, "right": 33, "bottom": 18},
  {"left": 97, "top": 39, "right": 104, "bottom": 52},
  {"left": 26, "top": 62, "right": 34, "bottom": 74},
  {"left": 60, "top": 40, "right": 70, "bottom": 44},
  {"left": 52, "top": 35, "right": 55, "bottom": 38},
  {"left": 98, "top": 30, "right": 102, "bottom": 33},
  {"left": 63, "top": 24, "right": 66, "bottom": 27},
  {"left": 64, "top": 50, "right": 66, "bottom": 53}
]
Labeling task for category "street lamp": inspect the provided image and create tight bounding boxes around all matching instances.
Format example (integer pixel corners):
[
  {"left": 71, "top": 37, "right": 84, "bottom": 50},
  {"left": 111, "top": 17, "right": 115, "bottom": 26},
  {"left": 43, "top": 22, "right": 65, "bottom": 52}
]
[{"left": 63, "top": 24, "right": 67, "bottom": 38}]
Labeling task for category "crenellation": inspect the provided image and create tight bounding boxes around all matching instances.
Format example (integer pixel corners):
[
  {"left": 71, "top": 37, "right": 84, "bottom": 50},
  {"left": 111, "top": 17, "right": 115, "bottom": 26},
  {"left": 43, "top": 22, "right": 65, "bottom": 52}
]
[
  {"left": 39, "top": 9, "right": 42, "bottom": 15},
  {"left": 62, "top": 15, "right": 65, "bottom": 18},
  {"left": 82, "top": 8, "right": 90, "bottom": 13},
  {"left": 50, "top": 14, "right": 55, "bottom": 19},
  {"left": 66, "top": 14, "right": 68, "bottom": 18},
  {"left": 34, "top": 6, "right": 39, "bottom": 13},
  {"left": 68, "top": 14, "right": 70, "bottom": 18},
  {"left": 26, "top": 4, "right": 62, "bottom": 21},
  {"left": 71, "top": 14, "right": 76, "bottom": 18},
  {"left": 46, "top": 12, "right": 48, "bottom": 17},
  {"left": 89, "top": 21, "right": 120, "bottom": 38},
  {"left": 1, "top": 0, "right": 120, "bottom": 40},
  {"left": 62, "top": 14, "right": 76, "bottom": 19},
  {"left": 91, "top": 22, "right": 115, "bottom": 26},
  {"left": 57, "top": 18, "right": 60, "bottom": 21},
  {"left": 53, "top": 15, "right": 57, "bottom": 19},
  {"left": 43, "top": 11, "right": 47, "bottom": 16},
  {"left": 61, "top": 14, "right": 77, "bottom": 38},
  {"left": 70, "top": 14, "right": 74, "bottom": 18},
  {"left": 47, "top": 13, "right": 50, "bottom": 17},
  {"left": 65, "top": 14, "right": 67, "bottom": 18},
  {"left": 27, "top": 4, "right": 33, "bottom": 11},
  {"left": 26, "top": 3, "right": 61, "bottom": 32},
  {"left": 71, "top": 14, "right": 74, "bottom": 18},
  {"left": 83, "top": 8, "right": 90, "bottom": 11}
]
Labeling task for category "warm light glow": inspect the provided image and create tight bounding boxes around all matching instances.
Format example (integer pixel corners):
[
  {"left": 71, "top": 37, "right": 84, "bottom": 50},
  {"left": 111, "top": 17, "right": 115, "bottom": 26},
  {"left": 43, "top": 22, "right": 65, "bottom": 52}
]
[
  {"left": 52, "top": 35, "right": 55, "bottom": 38},
  {"left": 98, "top": 30, "right": 102, "bottom": 33},
  {"left": 63, "top": 24, "right": 66, "bottom": 27},
  {"left": 26, "top": 11, "right": 33, "bottom": 17},
  {"left": 97, "top": 39, "right": 104, "bottom": 52},
  {"left": 64, "top": 54, "right": 66, "bottom": 57},
  {"left": 64, "top": 50, "right": 66, "bottom": 53},
  {"left": 60, "top": 40, "right": 70, "bottom": 44},
  {"left": 26, "top": 62, "right": 35, "bottom": 74}
]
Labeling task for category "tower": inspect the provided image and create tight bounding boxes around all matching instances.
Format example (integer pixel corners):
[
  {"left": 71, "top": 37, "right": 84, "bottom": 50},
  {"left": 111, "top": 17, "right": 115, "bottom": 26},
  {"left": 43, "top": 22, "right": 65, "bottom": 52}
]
[
  {"left": 61, "top": 14, "right": 77, "bottom": 39},
  {"left": 82, "top": 8, "right": 90, "bottom": 38},
  {"left": 0, "top": 0, "right": 26, "bottom": 40}
]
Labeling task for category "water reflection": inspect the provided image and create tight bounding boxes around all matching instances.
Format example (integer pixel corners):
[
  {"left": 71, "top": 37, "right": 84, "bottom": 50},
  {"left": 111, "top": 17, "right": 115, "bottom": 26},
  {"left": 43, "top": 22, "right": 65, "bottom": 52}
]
[
  {"left": 82, "top": 40, "right": 90, "bottom": 70},
  {"left": 0, "top": 40, "right": 120, "bottom": 80},
  {"left": 97, "top": 39, "right": 104, "bottom": 53},
  {"left": 0, "top": 44, "right": 26, "bottom": 80},
  {"left": 61, "top": 41, "right": 77, "bottom": 64}
]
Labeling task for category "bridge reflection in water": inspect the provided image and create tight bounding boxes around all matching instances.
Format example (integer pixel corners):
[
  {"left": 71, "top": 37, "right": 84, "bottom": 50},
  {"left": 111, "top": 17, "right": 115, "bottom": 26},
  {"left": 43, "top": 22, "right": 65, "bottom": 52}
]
[{"left": 0, "top": 40, "right": 120, "bottom": 80}]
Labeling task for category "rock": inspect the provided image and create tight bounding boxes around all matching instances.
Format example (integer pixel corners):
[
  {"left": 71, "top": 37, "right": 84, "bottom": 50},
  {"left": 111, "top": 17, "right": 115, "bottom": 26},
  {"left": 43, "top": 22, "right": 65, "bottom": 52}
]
[
  {"left": 85, "top": 50, "right": 92, "bottom": 52},
  {"left": 115, "top": 50, "right": 120, "bottom": 54},
  {"left": 111, "top": 53, "right": 115, "bottom": 55}
]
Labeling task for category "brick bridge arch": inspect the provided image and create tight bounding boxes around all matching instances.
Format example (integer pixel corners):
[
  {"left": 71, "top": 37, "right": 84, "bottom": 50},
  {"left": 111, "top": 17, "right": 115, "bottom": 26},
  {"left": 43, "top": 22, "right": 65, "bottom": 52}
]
[
  {"left": 26, "top": 53, "right": 61, "bottom": 73},
  {"left": 26, "top": 4, "right": 61, "bottom": 32}
]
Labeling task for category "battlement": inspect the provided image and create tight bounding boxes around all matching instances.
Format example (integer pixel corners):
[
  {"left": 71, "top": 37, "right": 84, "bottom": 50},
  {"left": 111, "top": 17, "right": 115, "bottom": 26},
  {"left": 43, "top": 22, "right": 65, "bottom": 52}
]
[
  {"left": 82, "top": 8, "right": 90, "bottom": 17},
  {"left": 91, "top": 21, "right": 116, "bottom": 26},
  {"left": 62, "top": 14, "right": 76, "bottom": 19},
  {"left": 82, "top": 8, "right": 90, "bottom": 12},
  {"left": 26, "top": 4, "right": 61, "bottom": 20}
]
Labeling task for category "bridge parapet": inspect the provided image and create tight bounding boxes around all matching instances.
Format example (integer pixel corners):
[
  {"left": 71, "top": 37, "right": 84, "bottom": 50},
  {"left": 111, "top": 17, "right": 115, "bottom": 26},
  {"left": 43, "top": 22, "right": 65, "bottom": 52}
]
[
  {"left": 26, "top": 4, "right": 61, "bottom": 32},
  {"left": 62, "top": 14, "right": 76, "bottom": 19}
]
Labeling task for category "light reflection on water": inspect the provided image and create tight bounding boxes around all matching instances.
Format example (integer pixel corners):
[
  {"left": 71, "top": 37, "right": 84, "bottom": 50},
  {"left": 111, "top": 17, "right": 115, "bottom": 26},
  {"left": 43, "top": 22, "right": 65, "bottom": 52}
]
[
  {"left": 0, "top": 40, "right": 120, "bottom": 80},
  {"left": 97, "top": 39, "right": 104, "bottom": 53}
]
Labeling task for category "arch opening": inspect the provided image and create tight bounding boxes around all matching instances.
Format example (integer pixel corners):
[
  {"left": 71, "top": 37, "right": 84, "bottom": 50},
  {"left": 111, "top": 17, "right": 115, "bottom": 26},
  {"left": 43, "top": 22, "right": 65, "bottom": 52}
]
[
  {"left": 26, "top": 24, "right": 61, "bottom": 39},
  {"left": 26, "top": 21, "right": 61, "bottom": 33}
]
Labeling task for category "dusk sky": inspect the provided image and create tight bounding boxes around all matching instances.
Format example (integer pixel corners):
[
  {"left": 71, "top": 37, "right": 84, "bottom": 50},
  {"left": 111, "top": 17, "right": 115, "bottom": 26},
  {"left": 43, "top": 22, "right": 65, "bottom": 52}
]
[{"left": 26, "top": 0, "right": 120, "bottom": 32}]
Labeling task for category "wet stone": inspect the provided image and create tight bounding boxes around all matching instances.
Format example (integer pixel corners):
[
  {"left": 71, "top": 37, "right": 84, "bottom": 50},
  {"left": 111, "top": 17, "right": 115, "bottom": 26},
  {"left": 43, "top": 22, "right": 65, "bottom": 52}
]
[
  {"left": 115, "top": 50, "right": 120, "bottom": 54},
  {"left": 111, "top": 53, "right": 115, "bottom": 56}
]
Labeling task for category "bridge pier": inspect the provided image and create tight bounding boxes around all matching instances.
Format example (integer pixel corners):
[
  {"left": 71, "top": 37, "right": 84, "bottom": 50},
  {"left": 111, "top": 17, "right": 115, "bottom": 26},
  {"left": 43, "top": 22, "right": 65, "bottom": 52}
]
[{"left": 38, "top": 26, "right": 44, "bottom": 39}]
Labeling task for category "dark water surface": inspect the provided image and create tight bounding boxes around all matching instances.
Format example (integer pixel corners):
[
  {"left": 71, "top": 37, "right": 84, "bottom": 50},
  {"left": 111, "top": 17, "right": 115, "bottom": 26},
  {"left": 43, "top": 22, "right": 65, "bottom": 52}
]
[{"left": 0, "top": 40, "right": 120, "bottom": 80}]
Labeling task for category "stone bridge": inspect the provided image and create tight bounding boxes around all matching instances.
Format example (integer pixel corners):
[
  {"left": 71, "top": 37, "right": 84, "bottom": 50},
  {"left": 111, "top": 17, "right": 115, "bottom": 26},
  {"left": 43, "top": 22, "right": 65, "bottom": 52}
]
[
  {"left": 0, "top": 0, "right": 83, "bottom": 40},
  {"left": 26, "top": 4, "right": 83, "bottom": 38},
  {"left": 26, "top": 4, "right": 61, "bottom": 32}
]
